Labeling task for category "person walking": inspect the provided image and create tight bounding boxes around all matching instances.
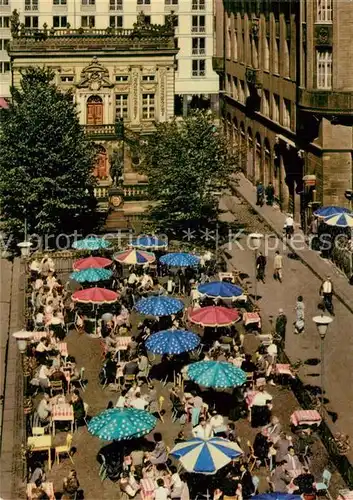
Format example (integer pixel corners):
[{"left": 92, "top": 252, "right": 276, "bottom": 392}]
[
  {"left": 284, "top": 214, "right": 294, "bottom": 240},
  {"left": 294, "top": 296, "right": 305, "bottom": 334},
  {"left": 256, "top": 182, "right": 265, "bottom": 206},
  {"left": 273, "top": 251, "right": 283, "bottom": 282},
  {"left": 275, "top": 309, "right": 287, "bottom": 350},
  {"left": 319, "top": 276, "right": 334, "bottom": 315},
  {"left": 256, "top": 252, "right": 267, "bottom": 283},
  {"left": 265, "top": 182, "right": 275, "bottom": 206}
]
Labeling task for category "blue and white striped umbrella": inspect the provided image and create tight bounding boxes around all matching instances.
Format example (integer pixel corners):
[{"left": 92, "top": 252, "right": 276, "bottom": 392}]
[
  {"left": 131, "top": 235, "right": 168, "bottom": 249},
  {"left": 314, "top": 205, "right": 352, "bottom": 219},
  {"left": 198, "top": 281, "right": 243, "bottom": 299},
  {"left": 145, "top": 329, "right": 200, "bottom": 355},
  {"left": 170, "top": 437, "right": 243, "bottom": 474},
  {"left": 88, "top": 408, "right": 157, "bottom": 441},
  {"left": 70, "top": 267, "right": 112, "bottom": 283},
  {"left": 135, "top": 295, "right": 184, "bottom": 317},
  {"left": 160, "top": 252, "right": 200, "bottom": 267},
  {"left": 323, "top": 212, "right": 353, "bottom": 228},
  {"left": 72, "top": 237, "right": 111, "bottom": 250}
]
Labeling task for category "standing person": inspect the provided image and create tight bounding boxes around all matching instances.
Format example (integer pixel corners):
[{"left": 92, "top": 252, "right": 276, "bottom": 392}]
[
  {"left": 294, "top": 296, "right": 305, "bottom": 334},
  {"left": 256, "top": 252, "right": 267, "bottom": 283},
  {"left": 309, "top": 216, "right": 319, "bottom": 250},
  {"left": 275, "top": 309, "right": 287, "bottom": 349},
  {"left": 284, "top": 214, "right": 294, "bottom": 240},
  {"left": 62, "top": 470, "right": 80, "bottom": 500},
  {"left": 265, "top": 182, "right": 275, "bottom": 206},
  {"left": 273, "top": 251, "right": 283, "bottom": 282},
  {"left": 319, "top": 276, "right": 334, "bottom": 315},
  {"left": 256, "top": 182, "right": 265, "bottom": 206}
]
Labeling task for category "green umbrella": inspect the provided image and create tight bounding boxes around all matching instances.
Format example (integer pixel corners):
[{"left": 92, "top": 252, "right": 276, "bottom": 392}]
[
  {"left": 72, "top": 237, "right": 111, "bottom": 250},
  {"left": 70, "top": 267, "right": 112, "bottom": 283},
  {"left": 88, "top": 408, "right": 157, "bottom": 441}
]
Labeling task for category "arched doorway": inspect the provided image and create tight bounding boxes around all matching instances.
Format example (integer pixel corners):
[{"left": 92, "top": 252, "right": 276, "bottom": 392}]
[
  {"left": 247, "top": 128, "right": 254, "bottom": 181},
  {"left": 264, "top": 138, "right": 271, "bottom": 187},
  {"left": 87, "top": 95, "right": 103, "bottom": 125},
  {"left": 255, "top": 133, "right": 262, "bottom": 183},
  {"left": 93, "top": 145, "right": 108, "bottom": 180}
]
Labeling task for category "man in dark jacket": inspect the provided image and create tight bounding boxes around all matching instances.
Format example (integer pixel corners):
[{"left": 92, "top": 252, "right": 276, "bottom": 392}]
[{"left": 275, "top": 309, "right": 287, "bottom": 350}]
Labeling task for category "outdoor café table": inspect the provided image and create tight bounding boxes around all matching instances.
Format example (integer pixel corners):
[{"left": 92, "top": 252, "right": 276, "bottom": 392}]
[
  {"left": 337, "top": 490, "right": 353, "bottom": 500},
  {"left": 243, "top": 312, "right": 261, "bottom": 329},
  {"left": 27, "top": 435, "right": 53, "bottom": 471},
  {"left": 51, "top": 403, "right": 74, "bottom": 435},
  {"left": 275, "top": 364, "right": 295, "bottom": 377},
  {"left": 290, "top": 410, "right": 322, "bottom": 427},
  {"left": 27, "top": 482, "right": 55, "bottom": 500},
  {"left": 140, "top": 478, "right": 156, "bottom": 500},
  {"left": 55, "top": 342, "right": 68, "bottom": 358}
]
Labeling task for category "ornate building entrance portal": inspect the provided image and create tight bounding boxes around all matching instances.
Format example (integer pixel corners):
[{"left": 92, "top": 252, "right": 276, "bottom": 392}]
[{"left": 87, "top": 95, "right": 103, "bottom": 125}]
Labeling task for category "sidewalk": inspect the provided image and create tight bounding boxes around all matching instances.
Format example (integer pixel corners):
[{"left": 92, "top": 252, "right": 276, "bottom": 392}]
[{"left": 230, "top": 175, "right": 353, "bottom": 314}]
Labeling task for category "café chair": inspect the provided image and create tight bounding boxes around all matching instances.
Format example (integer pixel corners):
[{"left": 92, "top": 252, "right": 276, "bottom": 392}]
[
  {"left": 55, "top": 433, "right": 74, "bottom": 465},
  {"left": 50, "top": 380, "right": 64, "bottom": 397},
  {"left": 314, "top": 469, "right": 332, "bottom": 499}
]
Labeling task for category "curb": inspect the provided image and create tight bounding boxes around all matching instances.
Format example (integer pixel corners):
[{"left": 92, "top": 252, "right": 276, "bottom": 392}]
[{"left": 229, "top": 180, "right": 353, "bottom": 316}]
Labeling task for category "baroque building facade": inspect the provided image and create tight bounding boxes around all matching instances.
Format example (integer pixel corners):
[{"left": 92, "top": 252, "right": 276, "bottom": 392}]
[
  {"left": 8, "top": 14, "right": 178, "bottom": 225},
  {"left": 213, "top": 0, "right": 353, "bottom": 226}
]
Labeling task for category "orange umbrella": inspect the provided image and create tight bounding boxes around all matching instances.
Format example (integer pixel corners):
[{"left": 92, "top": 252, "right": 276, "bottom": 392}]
[{"left": 188, "top": 306, "right": 240, "bottom": 327}]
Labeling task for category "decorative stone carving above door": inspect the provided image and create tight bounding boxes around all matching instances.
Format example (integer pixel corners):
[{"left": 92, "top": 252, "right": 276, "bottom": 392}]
[{"left": 77, "top": 57, "right": 114, "bottom": 90}]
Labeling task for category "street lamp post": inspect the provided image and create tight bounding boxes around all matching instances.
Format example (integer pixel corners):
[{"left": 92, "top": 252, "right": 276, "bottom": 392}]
[
  {"left": 249, "top": 233, "right": 263, "bottom": 301},
  {"left": 312, "top": 314, "right": 333, "bottom": 417}
]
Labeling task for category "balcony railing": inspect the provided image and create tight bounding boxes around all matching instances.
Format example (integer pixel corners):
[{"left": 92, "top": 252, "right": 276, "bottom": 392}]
[
  {"left": 298, "top": 89, "right": 353, "bottom": 114},
  {"left": 84, "top": 124, "right": 117, "bottom": 137},
  {"left": 94, "top": 186, "right": 108, "bottom": 200},
  {"left": 124, "top": 184, "right": 148, "bottom": 200},
  {"left": 191, "top": 26, "right": 205, "bottom": 33},
  {"left": 192, "top": 47, "right": 205, "bottom": 55}
]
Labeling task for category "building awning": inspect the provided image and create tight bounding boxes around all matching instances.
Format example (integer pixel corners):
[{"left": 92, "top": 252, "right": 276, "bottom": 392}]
[
  {"left": 275, "top": 134, "right": 296, "bottom": 149},
  {"left": 303, "top": 174, "right": 316, "bottom": 186}
]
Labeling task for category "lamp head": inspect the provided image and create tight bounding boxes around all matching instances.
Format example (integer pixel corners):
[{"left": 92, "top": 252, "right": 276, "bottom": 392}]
[{"left": 312, "top": 315, "right": 333, "bottom": 339}]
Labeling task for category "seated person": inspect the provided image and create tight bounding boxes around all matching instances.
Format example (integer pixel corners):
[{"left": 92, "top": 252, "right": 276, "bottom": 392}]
[
  {"left": 241, "top": 354, "right": 256, "bottom": 373},
  {"left": 124, "top": 356, "right": 139, "bottom": 377},
  {"left": 149, "top": 433, "right": 168, "bottom": 465},
  {"left": 37, "top": 363, "right": 51, "bottom": 389},
  {"left": 283, "top": 446, "right": 302, "bottom": 474},
  {"left": 209, "top": 410, "right": 225, "bottom": 435},
  {"left": 119, "top": 471, "right": 140, "bottom": 498},
  {"left": 62, "top": 470, "right": 80, "bottom": 500},
  {"left": 70, "top": 389, "right": 85, "bottom": 423},
  {"left": 104, "top": 352, "right": 117, "bottom": 384},
  {"left": 129, "top": 391, "right": 148, "bottom": 410},
  {"left": 263, "top": 416, "right": 282, "bottom": 443},
  {"left": 154, "top": 478, "right": 170, "bottom": 500},
  {"left": 292, "top": 467, "right": 315, "bottom": 494},
  {"left": 253, "top": 431, "right": 270, "bottom": 465},
  {"left": 29, "top": 462, "right": 46, "bottom": 485}
]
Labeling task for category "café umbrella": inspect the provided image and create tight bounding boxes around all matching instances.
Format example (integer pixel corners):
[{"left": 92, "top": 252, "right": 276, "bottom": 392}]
[
  {"left": 88, "top": 408, "right": 157, "bottom": 441},
  {"left": 314, "top": 205, "right": 352, "bottom": 219},
  {"left": 198, "top": 281, "right": 243, "bottom": 300},
  {"left": 131, "top": 235, "right": 168, "bottom": 249},
  {"left": 114, "top": 248, "right": 156, "bottom": 265},
  {"left": 252, "top": 495, "right": 301, "bottom": 500},
  {"left": 72, "top": 237, "right": 111, "bottom": 251},
  {"left": 135, "top": 296, "right": 184, "bottom": 317},
  {"left": 187, "top": 361, "right": 247, "bottom": 389},
  {"left": 72, "top": 288, "right": 119, "bottom": 304},
  {"left": 160, "top": 252, "right": 200, "bottom": 267},
  {"left": 188, "top": 306, "right": 240, "bottom": 327},
  {"left": 73, "top": 256, "right": 112, "bottom": 271},
  {"left": 323, "top": 212, "right": 353, "bottom": 228},
  {"left": 145, "top": 329, "right": 200, "bottom": 355},
  {"left": 170, "top": 437, "right": 243, "bottom": 474},
  {"left": 70, "top": 268, "right": 112, "bottom": 283}
]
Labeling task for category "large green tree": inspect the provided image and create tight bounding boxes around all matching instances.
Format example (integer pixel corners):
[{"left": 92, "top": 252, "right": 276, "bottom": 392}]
[
  {"left": 139, "top": 110, "right": 242, "bottom": 239},
  {"left": 0, "top": 67, "right": 98, "bottom": 248}
]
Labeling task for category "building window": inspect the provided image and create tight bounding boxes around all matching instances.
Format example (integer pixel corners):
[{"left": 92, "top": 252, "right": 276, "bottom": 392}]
[
  {"left": 109, "top": 0, "right": 122, "bottom": 9},
  {"left": 239, "top": 80, "right": 245, "bottom": 104},
  {"left": 317, "top": 0, "right": 332, "bottom": 22},
  {"left": 142, "top": 93, "right": 155, "bottom": 119},
  {"left": 0, "top": 17, "right": 10, "bottom": 28},
  {"left": 116, "top": 94, "right": 129, "bottom": 119},
  {"left": 60, "top": 75, "right": 74, "bottom": 82},
  {"left": 317, "top": 49, "right": 332, "bottom": 89},
  {"left": 283, "top": 98, "right": 291, "bottom": 128},
  {"left": 262, "top": 90, "right": 270, "bottom": 116},
  {"left": 115, "top": 75, "right": 129, "bottom": 81},
  {"left": 273, "top": 38, "right": 279, "bottom": 74},
  {"left": 110, "top": 15, "right": 123, "bottom": 27},
  {"left": 0, "top": 39, "right": 10, "bottom": 50},
  {"left": 53, "top": 0, "right": 67, "bottom": 5},
  {"left": 226, "top": 30, "right": 231, "bottom": 59},
  {"left": 191, "top": 15, "right": 205, "bottom": 33},
  {"left": 137, "top": 0, "right": 150, "bottom": 4},
  {"left": 0, "top": 61, "right": 10, "bottom": 72},
  {"left": 233, "top": 30, "right": 238, "bottom": 61},
  {"left": 284, "top": 39, "right": 290, "bottom": 77},
  {"left": 226, "top": 74, "right": 232, "bottom": 94},
  {"left": 24, "top": 16, "right": 39, "bottom": 27},
  {"left": 192, "top": 37, "right": 205, "bottom": 55},
  {"left": 25, "top": 0, "right": 39, "bottom": 10},
  {"left": 232, "top": 77, "right": 238, "bottom": 100},
  {"left": 0, "top": 0, "right": 9, "bottom": 4},
  {"left": 142, "top": 75, "right": 155, "bottom": 81},
  {"left": 81, "top": 0, "right": 95, "bottom": 4},
  {"left": 174, "top": 59, "right": 178, "bottom": 71},
  {"left": 272, "top": 94, "right": 280, "bottom": 122},
  {"left": 165, "top": 0, "right": 178, "bottom": 4},
  {"left": 165, "top": 15, "right": 178, "bottom": 27},
  {"left": 264, "top": 37, "right": 270, "bottom": 71},
  {"left": 53, "top": 16, "right": 67, "bottom": 27},
  {"left": 81, "top": 15, "right": 95, "bottom": 27},
  {"left": 251, "top": 37, "right": 259, "bottom": 68},
  {"left": 192, "top": 59, "right": 205, "bottom": 77},
  {"left": 192, "top": 0, "right": 205, "bottom": 9},
  {"left": 144, "top": 15, "right": 151, "bottom": 24}
]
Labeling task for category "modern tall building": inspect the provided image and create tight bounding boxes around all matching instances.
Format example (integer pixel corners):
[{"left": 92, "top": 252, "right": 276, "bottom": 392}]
[
  {"left": 213, "top": 0, "right": 353, "bottom": 225},
  {"left": 1, "top": 0, "right": 219, "bottom": 114}
]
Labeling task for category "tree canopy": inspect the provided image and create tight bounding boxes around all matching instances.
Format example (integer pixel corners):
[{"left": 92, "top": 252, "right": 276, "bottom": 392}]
[
  {"left": 139, "top": 110, "right": 242, "bottom": 239},
  {"left": 0, "top": 67, "right": 98, "bottom": 248}
]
